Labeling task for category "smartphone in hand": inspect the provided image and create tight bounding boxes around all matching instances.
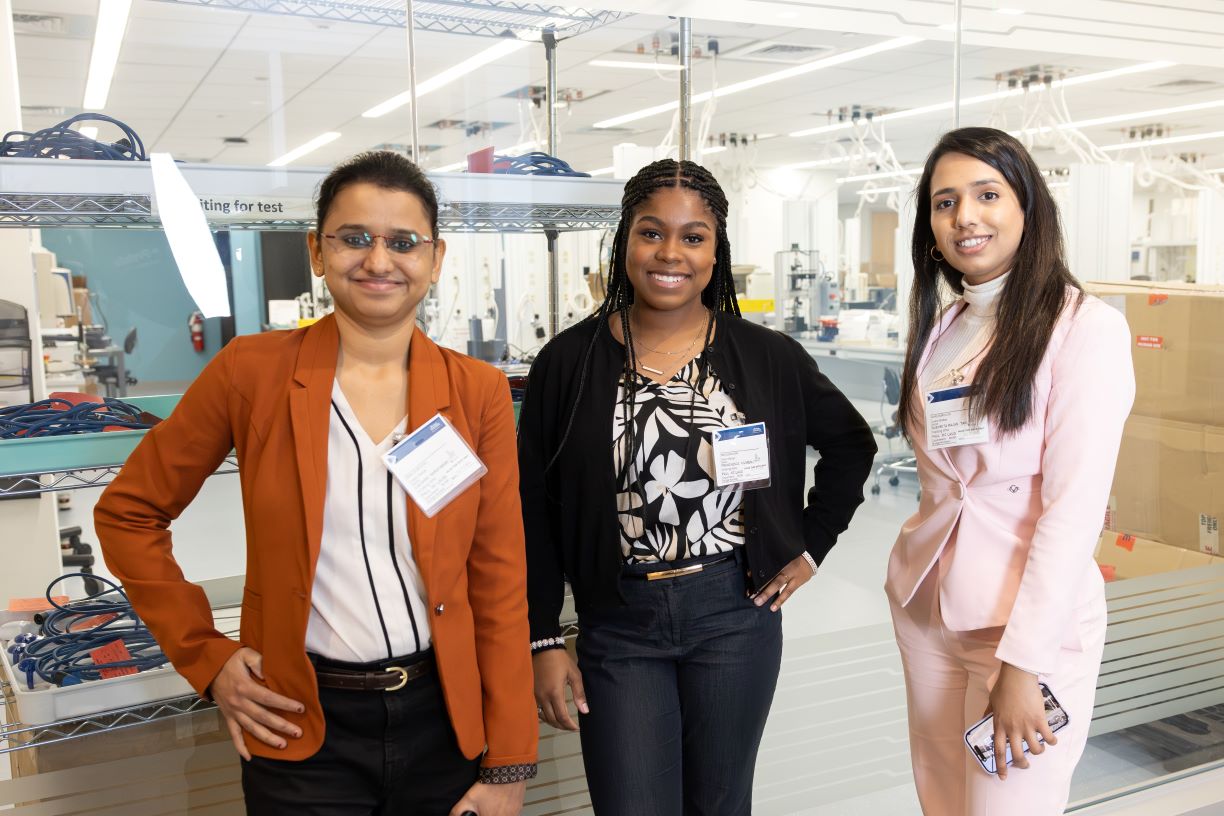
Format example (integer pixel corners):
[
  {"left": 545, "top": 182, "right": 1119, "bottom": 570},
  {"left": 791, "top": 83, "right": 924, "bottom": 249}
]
[{"left": 964, "top": 683, "right": 1069, "bottom": 775}]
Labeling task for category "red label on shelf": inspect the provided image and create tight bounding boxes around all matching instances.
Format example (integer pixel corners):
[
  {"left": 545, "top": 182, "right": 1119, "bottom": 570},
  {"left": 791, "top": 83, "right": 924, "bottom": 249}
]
[
  {"left": 1147, "top": 293, "right": 1169, "bottom": 306},
  {"left": 90, "top": 639, "right": 137, "bottom": 679},
  {"left": 1115, "top": 533, "right": 1136, "bottom": 552},
  {"left": 69, "top": 613, "right": 118, "bottom": 633},
  {"left": 1136, "top": 335, "right": 1164, "bottom": 349}
]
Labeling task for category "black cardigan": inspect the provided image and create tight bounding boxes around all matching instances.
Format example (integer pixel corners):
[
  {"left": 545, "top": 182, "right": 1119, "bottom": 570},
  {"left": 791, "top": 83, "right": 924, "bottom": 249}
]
[{"left": 518, "top": 312, "right": 878, "bottom": 642}]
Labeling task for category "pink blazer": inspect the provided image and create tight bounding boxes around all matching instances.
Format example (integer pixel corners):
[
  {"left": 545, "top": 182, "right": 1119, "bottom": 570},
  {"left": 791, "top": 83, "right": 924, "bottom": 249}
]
[{"left": 885, "top": 289, "right": 1135, "bottom": 675}]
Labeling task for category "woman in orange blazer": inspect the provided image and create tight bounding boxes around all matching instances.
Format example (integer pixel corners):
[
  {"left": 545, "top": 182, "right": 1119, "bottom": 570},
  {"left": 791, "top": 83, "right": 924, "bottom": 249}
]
[
  {"left": 95, "top": 151, "right": 536, "bottom": 815},
  {"left": 886, "top": 128, "right": 1134, "bottom": 814}
]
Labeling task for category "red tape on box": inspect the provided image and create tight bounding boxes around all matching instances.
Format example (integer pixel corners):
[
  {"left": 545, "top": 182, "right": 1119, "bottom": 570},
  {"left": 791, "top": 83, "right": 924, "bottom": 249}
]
[
  {"left": 1136, "top": 335, "right": 1164, "bottom": 350},
  {"left": 1115, "top": 533, "right": 1136, "bottom": 552}
]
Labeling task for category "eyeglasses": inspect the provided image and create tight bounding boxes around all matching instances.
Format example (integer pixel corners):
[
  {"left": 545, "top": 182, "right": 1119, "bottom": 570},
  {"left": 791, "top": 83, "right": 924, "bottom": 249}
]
[{"left": 322, "top": 231, "right": 435, "bottom": 255}]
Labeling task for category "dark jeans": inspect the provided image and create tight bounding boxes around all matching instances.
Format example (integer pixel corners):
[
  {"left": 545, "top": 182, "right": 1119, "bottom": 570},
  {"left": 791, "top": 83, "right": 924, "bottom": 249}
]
[
  {"left": 576, "top": 549, "right": 784, "bottom": 816},
  {"left": 241, "top": 651, "right": 479, "bottom": 816}
]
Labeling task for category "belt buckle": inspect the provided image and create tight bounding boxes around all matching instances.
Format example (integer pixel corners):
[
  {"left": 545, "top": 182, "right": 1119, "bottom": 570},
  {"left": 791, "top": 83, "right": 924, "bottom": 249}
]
[
  {"left": 384, "top": 666, "right": 408, "bottom": 692},
  {"left": 645, "top": 563, "right": 704, "bottom": 581}
]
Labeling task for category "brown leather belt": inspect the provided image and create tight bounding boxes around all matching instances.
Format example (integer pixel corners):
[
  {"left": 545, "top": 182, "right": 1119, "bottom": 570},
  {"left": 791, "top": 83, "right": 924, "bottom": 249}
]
[{"left": 312, "top": 655, "right": 432, "bottom": 692}]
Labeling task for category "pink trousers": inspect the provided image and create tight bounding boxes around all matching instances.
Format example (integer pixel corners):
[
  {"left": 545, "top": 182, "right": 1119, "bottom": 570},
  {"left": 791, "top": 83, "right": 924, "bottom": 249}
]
[{"left": 889, "top": 572, "right": 1107, "bottom": 815}]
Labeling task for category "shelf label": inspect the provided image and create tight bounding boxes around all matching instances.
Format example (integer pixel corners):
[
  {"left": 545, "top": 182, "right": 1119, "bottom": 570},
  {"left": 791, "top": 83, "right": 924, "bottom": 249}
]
[
  {"left": 90, "top": 639, "right": 138, "bottom": 679},
  {"left": 153, "top": 196, "right": 314, "bottom": 223}
]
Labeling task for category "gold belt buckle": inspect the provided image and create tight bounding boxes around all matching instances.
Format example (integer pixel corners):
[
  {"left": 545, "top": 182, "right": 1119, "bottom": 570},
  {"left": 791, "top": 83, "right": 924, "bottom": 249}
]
[
  {"left": 645, "top": 563, "right": 704, "bottom": 581},
  {"left": 384, "top": 666, "right": 409, "bottom": 692}
]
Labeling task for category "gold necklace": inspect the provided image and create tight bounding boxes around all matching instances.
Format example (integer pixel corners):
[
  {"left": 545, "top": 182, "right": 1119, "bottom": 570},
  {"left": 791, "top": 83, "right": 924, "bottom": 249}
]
[{"left": 632, "top": 311, "right": 709, "bottom": 375}]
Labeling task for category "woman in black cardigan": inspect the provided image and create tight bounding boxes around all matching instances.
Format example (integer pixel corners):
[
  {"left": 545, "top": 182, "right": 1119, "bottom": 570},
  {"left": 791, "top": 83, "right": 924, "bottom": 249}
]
[{"left": 518, "top": 159, "right": 877, "bottom": 815}]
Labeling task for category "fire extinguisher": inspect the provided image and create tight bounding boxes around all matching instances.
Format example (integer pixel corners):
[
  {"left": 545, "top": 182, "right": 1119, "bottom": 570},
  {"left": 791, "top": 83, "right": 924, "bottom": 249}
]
[{"left": 189, "top": 311, "right": 204, "bottom": 352}]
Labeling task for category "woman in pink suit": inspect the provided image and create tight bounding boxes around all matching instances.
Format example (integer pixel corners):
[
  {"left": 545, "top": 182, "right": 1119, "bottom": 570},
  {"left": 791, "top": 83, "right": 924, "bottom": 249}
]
[{"left": 887, "top": 127, "right": 1134, "bottom": 814}]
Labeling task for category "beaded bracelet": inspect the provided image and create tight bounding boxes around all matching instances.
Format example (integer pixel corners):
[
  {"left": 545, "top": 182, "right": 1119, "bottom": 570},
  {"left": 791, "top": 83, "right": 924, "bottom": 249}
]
[{"left": 530, "top": 636, "right": 566, "bottom": 654}]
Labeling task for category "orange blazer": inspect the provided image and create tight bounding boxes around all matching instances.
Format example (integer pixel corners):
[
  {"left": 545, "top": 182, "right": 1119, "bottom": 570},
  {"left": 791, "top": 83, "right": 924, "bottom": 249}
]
[{"left": 94, "top": 315, "right": 537, "bottom": 766}]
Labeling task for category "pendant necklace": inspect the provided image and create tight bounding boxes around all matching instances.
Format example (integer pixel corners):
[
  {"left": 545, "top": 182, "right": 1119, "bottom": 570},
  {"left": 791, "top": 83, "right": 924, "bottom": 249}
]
[{"left": 634, "top": 311, "right": 709, "bottom": 376}]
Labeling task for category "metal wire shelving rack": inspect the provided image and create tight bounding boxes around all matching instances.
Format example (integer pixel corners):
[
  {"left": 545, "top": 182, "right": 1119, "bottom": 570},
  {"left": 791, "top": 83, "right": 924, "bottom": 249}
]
[{"left": 150, "top": 0, "right": 628, "bottom": 40}]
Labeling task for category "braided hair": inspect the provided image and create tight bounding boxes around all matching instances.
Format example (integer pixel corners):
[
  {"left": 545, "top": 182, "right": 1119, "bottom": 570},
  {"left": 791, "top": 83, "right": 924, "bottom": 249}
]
[{"left": 548, "top": 159, "right": 741, "bottom": 491}]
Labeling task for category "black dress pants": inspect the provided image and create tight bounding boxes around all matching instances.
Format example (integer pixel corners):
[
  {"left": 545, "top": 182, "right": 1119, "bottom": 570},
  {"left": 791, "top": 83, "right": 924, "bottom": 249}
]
[{"left": 241, "top": 651, "right": 479, "bottom": 816}]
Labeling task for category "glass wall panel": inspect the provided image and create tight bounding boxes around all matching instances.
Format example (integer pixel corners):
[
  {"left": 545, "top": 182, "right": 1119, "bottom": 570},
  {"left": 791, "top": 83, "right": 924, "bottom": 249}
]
[{"left": 4, "top": 1, "right": 1224, "bottom": 813}]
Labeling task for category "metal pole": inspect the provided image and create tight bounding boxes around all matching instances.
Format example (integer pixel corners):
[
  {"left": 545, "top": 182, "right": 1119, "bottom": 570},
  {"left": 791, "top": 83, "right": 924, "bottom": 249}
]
[
  {"left": 952, "top": 0, "right": 963, "bottom": 128},
  {"left": 544, "top": 30, "right": 560, "bottom": 336},
  {"left": 406, "top": 0, "right": 419, "bottom": 161},
  {"left": 544, "top": 29, "right": 558, "bottom": 154},
  {"left": 679, "top": 17, "right": 692, "bottom": 161}
]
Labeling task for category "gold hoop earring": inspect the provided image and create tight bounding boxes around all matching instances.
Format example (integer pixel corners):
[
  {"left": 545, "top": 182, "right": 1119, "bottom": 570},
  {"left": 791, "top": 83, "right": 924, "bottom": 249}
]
[{"left": 930, "top": 245, "right": 945, "bottom": 263}]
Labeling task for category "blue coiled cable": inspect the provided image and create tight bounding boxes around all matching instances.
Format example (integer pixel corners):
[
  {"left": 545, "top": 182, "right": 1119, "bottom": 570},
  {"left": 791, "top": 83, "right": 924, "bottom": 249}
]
[
  {"left": 19, "top": 574, "right": 167, "bottom": 687},
  {"left": 0, "top": 397, "right": 153, "bottom": 439},
  {"left": 0, "top": 113, "right": 147, "bottom": 161},
  {"left": 494, "top": 151, "right": 590, "bottom": 177}
]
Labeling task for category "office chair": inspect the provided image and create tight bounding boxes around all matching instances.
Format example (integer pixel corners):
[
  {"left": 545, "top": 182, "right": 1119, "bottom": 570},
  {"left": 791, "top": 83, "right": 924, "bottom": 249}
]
[
  {"left": 95, "top": 326, "right": 138, "bottom": 398},
  {"left": 871, "top": 367, "right": 920, "bottom": 500}
]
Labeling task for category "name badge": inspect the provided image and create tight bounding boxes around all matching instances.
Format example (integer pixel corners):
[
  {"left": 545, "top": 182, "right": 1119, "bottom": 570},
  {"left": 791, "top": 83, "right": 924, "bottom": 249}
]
[
  {"left": 924, "top": 385, "right": 990, "bottom": 450},
  {"left": 382, "top": 413, "right": 487, "bottom": 518},
  {"left": 712, "top": 421, "right": 771, "bottom": 490}
]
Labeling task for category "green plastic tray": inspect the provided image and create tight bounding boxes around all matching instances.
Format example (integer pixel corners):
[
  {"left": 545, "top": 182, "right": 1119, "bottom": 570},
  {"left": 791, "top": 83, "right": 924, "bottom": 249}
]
[
  {"left": 0, "top": 395, "right": 182, "bottom": 478},
  {"left": 0, "top": 396, "right": 521, "bottom": 478}
]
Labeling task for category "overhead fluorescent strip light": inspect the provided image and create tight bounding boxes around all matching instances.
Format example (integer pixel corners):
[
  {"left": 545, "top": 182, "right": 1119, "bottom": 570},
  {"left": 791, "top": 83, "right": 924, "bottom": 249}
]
[
  {"left": 856, "top": 184, "right": 908, "bottom": 195},
  {"left": 364, "top": 39, "right": 530, "bottom": 119},
  {"left": 591, "top": 59, "right": 685, "bottom": 72},
  {"left": 267, "top": 132, "right": 341, "bottom": 167},
  {"left": 836, "top": 167, "right": 923, "bottom": 183},
  {"left": 789, "top": 60, "right": 1174, "bottom": 139},
  {"left": 1101, "top": 129, "right": 1224, "bottom": 151},
  {"left": 778, "top": 153, "right": 878, "bottom": 172},
  {"left": 1018, "top": 97, "right": 1224, "bottom": 136},
  {"left": 83, "top": 0, "right": 132, "bottom": 109},
  {"left": 593, "top": 36, "right": 921, "bottom": 130}
]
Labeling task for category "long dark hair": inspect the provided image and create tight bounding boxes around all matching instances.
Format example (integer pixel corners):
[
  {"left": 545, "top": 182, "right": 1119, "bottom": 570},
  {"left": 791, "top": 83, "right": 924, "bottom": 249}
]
[
  {"left": 898, "top": 127, "right": 1083, "bottom": 437},
  {"left": 548, "top": 159, "right": 740, "bottom": 474}
]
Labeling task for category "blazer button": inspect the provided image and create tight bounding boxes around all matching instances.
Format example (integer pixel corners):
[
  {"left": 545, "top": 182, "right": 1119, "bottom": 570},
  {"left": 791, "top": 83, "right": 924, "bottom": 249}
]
[
  {"left": 434, "top": 604, "right": 445, "bottom": 616},
  {"left": 749, "top": 526, "right": 759, "bottom": 535}
]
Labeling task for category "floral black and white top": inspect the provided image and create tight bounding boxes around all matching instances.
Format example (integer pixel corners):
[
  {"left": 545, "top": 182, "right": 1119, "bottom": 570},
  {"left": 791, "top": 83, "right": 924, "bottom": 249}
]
[{"left": 613, "top": 353, "right": 746, "bottom": 563}]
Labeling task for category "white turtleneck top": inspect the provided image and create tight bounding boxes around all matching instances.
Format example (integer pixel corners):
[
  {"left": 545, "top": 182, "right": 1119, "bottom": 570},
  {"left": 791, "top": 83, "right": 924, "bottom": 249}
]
[{"left": 920, "top": 271, "right": 1010, "bottom": 392}]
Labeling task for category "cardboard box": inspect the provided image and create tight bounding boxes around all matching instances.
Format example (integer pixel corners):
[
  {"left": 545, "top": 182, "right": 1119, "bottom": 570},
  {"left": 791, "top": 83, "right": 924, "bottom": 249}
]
[
  {"left": 71, "top": 287, "right": 92, "bottom": 325},
  {"left": 1094, "top": 530, "right": 1223, "bottom": 581},
  {"left": 1085, "top": 281, "right": 1224, "bottom": 426},
  {"left": 1108, "top": 414, "right": 1223, "bottom": 555}
]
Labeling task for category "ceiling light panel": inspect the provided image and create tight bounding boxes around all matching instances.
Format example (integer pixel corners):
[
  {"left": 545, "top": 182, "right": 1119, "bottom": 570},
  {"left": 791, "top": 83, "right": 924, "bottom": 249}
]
[
  {"left": 83, "top": 0, "right": 132, "bottom": 110},
  {"left": 268, "top": 131, "right": 341, "bottom": 167},
  {"left": 789, "top": 60, "right": 1174, "bottom": 139},
  {"left": 363, "top": 38, "right": 530, "bottom": 119},
  {"left": 593, "top": 36, "right": 921, "bottom": 130},
  {"left": 1101, "top": 129, "right": 1224, "bottom": 151}
]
